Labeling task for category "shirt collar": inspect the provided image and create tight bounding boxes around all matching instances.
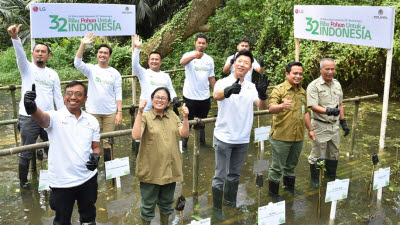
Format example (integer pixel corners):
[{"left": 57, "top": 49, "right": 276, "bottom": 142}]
[
  {"left": 61, "top": 106, "right": 87, "bottom": 120},
  {"left": 150, "top": 108, "right": 170, "bottom": 120},
  {"left": 318, "top": 76, "right": 330, "bottom": 85}
]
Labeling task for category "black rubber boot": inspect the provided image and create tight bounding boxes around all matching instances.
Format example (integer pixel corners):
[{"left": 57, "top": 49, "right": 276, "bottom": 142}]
[
  {"left": 283, "top": 176, "right": 295, "bottom": 191},
  {"left": 325, "top": 160, "right": 338, "bottom": 180},
  {"left": 103, "top": 148, "right": 111, "bottom": 162},
  {"left": 268, "top": 180, "right": 282, "bottom": 202},
  {"left": 182, "top": 137, "right": 189, "bottom": 151},
  {"left": 212, "top": 186, "right": 223, "bottom": 210},
  {"left": 212, "top": 186, "right": 225, "bottom": 222},
  {"left": 310, "top": 164, "right": 320, "bottom": 189},
  {"left": 135, "top": 141, "right": 140, "bottom": 158},
  {"left": 223, "top": 180, "right": 239, "bottom": 207},
  {"left": 19, "top": 163, "right": 30, "bottom": 189},
  {"left": 200, "top": 128, "right": 206, "bottom": 145}
]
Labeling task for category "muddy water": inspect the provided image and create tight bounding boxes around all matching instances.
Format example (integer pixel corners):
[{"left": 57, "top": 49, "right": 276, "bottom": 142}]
[{"left": 0, "top": 87, "right": 399, "bottom": 225}]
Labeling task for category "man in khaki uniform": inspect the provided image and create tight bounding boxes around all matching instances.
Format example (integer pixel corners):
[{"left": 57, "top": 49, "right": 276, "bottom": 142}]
[
  {"left": 268, "top": 62, "right": 315, "bottom": 197},
  {"left": 306, "top": 58, "right": 350, "bottom": 188}
]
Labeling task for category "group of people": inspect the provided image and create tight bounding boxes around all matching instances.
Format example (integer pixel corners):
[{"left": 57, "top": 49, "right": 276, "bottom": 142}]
[{"left": 7, "top": 23, "right": 350, "bottom": 225}]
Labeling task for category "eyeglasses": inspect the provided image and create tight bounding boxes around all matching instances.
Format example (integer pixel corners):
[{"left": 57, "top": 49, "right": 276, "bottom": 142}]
[
  {"left": 154, "top": 96, "right": 168, "bottom": 102},
  {"left": 65, "top": 91, "right": 84, "bottom": 97}
]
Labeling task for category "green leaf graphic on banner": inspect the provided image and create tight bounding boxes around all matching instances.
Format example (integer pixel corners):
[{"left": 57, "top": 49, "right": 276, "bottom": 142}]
[
  {"left": 106, "top": 174, "right": 112, "bottom": 180},
  {"left": 124, "top": 170, "right": 130, "bottom": 175},
  {"left": 373, "top": 184, "right": 378, "bottom": 190},
  {"left": 342, "top": 194, "right": 347, "bottom": 199},
  {"left": 279, "top": 218, "right": 285, "bottom": 223},
  {"left": 326, "top": 196, "right": 331, "bottom": 202}
]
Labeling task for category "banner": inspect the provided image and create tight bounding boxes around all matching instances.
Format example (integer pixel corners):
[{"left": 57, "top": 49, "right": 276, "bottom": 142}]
[
  {"left": 294, "top": 5, "right": 395, "bottom": 49},
  {"left": 30, "top": 3, "right": 135, "bottom": 38}
]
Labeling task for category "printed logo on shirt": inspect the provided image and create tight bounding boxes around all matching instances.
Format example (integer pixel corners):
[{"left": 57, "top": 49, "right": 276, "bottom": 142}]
[
  {"left": 61, "top": 121, "right": 68, "bottom": 125},
  {"left": 194, "top": 66, "right": 210, "bottom": 72},
  {"left": 95, "top": 76, "right": 113, "bottom": 85},
  {"left": 35, "top": 78, "right": 53, "bottom": 87},
  {"left": 149, "top": 80, "right": 167, "bottom": 87}
]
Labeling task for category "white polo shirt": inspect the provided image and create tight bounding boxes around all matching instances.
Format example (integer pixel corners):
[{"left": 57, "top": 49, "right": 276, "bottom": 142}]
[
  {"left": 213, "top": 74, "right": 258, "bottom": 144},
  {"left": 74, "top": 57, "right": 122, "bottom": 115},
  {"left": 45, "top": 106, "right": 100, "bottom": 188},
  {"left": 181, "top": 51, "right": 215, "bottom": 100},
  {"left": 225, "top": 53, "right": 260, "bottom": 83},
  {"left": 132, "top": 49, "right": 177, "bottom": 112},
  {"left": 12, "top": 38, "right": 64, "bottom": 116}
]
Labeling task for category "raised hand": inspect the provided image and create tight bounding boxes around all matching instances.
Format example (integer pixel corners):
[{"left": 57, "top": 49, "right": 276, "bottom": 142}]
[
  {"left": 193, "top": 51, "right": 204, "bottom": 59},
  {"left": 224, "top": 78, "right": 241, "bottom": 98},
  {"left": 133, "top": 34, "right": 143, "bottom": 49},
  {"left": 138, "top": 100, "right": 147, "bottom": 113},
  {"left": 24, "top": 84, "right": 37, "bottom": 115},
  {"left": 181, "top": 103, "right": 189, "bottom": 118},
  {"left": 7, "top": 24, "right": 22, "bottom": 39},
  {"left": 258, "top": 55, "right": 265, "bottom": 67},
  {"left": 256, "top": 75, "right": 270, "bottom": 100},
  {"left": 81, "top": 32, "right": 95, "bottom": 45}
]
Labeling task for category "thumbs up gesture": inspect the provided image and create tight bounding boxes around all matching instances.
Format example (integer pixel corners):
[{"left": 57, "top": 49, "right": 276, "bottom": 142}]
[
  {"left": 181, "top": 103, "right": 189, "bottom": 118},
  {"left": 224, "top": 78, "right": 242, "bottom": 98},
  {"left": 24, "top": 84, "right": 37, "bottom": 115},
  {"left": 281, "top": 95, "right": 292, "bottom": 110}
]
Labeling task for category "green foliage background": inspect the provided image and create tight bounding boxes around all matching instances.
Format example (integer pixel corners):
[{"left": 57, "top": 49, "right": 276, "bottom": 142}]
[{"left": 0, "top": 0, "right": 399, "bottom": 97}]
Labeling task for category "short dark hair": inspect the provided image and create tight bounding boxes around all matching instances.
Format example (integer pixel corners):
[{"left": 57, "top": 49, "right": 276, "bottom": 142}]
[
  {"left": 285, "top": 62, "right": 304, "bottom": 73},
  {"left": 33, "top": 43, "right": 51, "bottom": 54},
  {"left": 236, "top": 50, "right": 254, "bottom": 63},
  {"left": 149, "top": 51, "right": 162, "bottom": 61},
  {"left": 64, "top": 81, "right": 88, "bottom": 97},
  {"left": 151, "top": 87, "right": 171, "bottom": 111},
  {"left": 97, "top": 44, "right": 112, "bottom": 55},
  {"left": 195, "top": 33, "right": 208, "bottom": 42},
  {"left": 238, "top": 37, "right": 250, "bottom": 45}
]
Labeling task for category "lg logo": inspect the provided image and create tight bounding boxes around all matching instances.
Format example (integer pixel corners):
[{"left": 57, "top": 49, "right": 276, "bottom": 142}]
[{"left": 32, "top": 6, "right": 46, "bottom": 12}]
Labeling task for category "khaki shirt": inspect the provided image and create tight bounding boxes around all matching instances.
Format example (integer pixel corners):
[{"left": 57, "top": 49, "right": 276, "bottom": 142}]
[
  {"left": 307, "top": 76, "right": 343, "bottom": 145},
  {"left": 269, "top": 80, "right": 309, "bottom": 142},
  {"left": 136, "top": 109, "right": 183, "bottom": 185},
  {"left": 306, "top": 76, "right": 343, "bottom": 122}
]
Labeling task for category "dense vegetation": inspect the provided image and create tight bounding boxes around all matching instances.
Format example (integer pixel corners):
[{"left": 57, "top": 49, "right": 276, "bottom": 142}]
[{"left": 0, "top": 0, "right": 399, "bottom": 97}]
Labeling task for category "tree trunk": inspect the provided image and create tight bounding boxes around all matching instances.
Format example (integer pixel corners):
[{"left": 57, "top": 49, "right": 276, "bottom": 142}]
[{"left": 140, "top": 0, "right": 223, "bottom": 58}]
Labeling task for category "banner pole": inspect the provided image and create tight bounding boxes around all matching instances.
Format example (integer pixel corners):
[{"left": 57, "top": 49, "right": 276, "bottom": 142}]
[
  {"left": 131, "top": 35, "right": 136, "bottom": 106},
  {"left": 295, "top": 38, "right": 300, "bottom": 62},
  {"left": 378, "top": 48, "right": 393, "bottom": 152}
]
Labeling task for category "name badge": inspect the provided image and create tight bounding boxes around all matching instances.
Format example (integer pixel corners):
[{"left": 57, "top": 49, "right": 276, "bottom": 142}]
[{"left": 302, "top": 105, "right": 305, "bottom": 114}]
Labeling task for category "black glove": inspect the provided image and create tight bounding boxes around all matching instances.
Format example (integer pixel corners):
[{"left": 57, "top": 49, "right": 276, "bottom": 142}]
[
  {"left": 256, "top": 76, "right": 269, "bottom": 100},
  {"left": 24, "top": 84, "right": 37, "bottom": 115},
  {"left": 175, "top": 195, "right": 186, "bottom": 211},
  {"left": 372, "top": 153, "right": 379, "bottom": 165},
  {"left": 256, "top": 172, "right": 263, "bottom": 188},
  {"left": 224, "top": 78, "right": 241, "bottom": 98},
  {"left": 172, "top": 97, "right": 181, "bottom": 116},
  {"left": 230, "top": 56, "right": 236, "bottom": 64},
  {"left": 258, "top": 56, "right": 264, "bottom": 67},
  {"left": 86, "top": 153, "right": 100, "bottom": 171},
  {"left": 340, "top": 118, "right": 350, "bottom": 136},
  {"left": 326, "top": 105, "right": 340, "bottom": 116}
]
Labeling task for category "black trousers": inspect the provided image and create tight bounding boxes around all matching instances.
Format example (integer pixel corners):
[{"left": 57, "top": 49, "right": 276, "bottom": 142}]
[
  {"left": 50, "top": 174, "right": 98, "bottom": 225},
  {"left": 182, "top": 96, "right": 211, "bottom": 121}
]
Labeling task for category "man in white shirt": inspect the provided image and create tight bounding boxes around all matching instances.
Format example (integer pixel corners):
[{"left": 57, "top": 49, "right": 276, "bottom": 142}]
[
  {"left": 212, "top": 50, "right": 268, "bottom": 213},
  {"left": 132, "top": 34, "right": 180, "bottom": 157},
  {"left": 24, "top": 81, "right": 100, "bottom": 225},
  {"left": 7, "top": 24, "right": 64, "bottom": 188},
  {"left": 180, "top": 33, "right": 216, "bottom": 150},
  {"left": 74, "top": 32, "right": 122, "bottom": 162},
  {"left": 222, "top": 37, "right": 265, "bottom": 82}
]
